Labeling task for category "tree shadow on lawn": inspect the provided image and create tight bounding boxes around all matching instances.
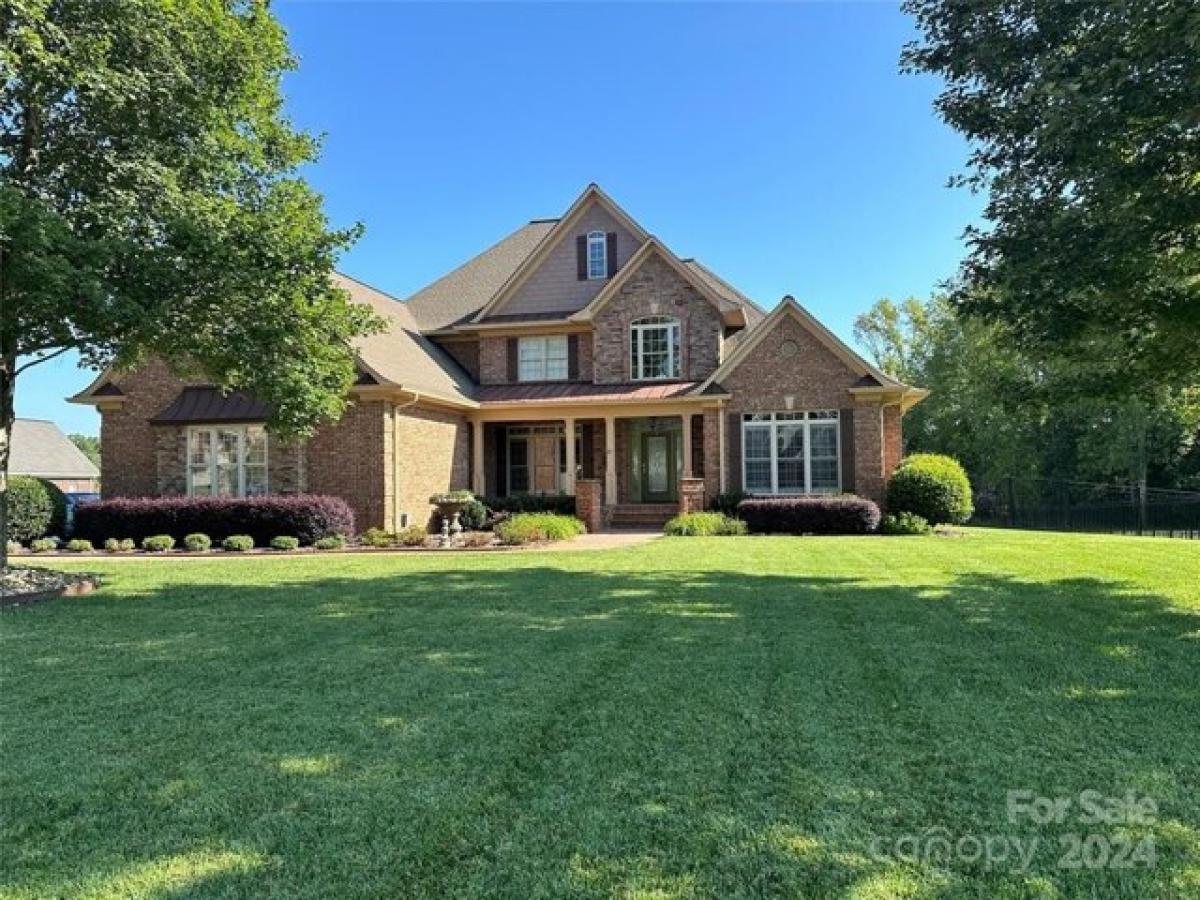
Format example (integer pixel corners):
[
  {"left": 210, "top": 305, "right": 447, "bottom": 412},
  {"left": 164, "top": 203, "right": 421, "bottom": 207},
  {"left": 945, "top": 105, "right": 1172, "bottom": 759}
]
[{"left": 4, "top": 564, "right": 1200, "bottom": 899}]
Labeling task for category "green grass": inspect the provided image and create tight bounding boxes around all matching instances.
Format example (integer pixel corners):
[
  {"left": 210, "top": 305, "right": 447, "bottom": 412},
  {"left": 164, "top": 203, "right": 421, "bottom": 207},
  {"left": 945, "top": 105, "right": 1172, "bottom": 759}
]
[{"left": 3, "top": 529, "right": 1199, "bottom": 899}]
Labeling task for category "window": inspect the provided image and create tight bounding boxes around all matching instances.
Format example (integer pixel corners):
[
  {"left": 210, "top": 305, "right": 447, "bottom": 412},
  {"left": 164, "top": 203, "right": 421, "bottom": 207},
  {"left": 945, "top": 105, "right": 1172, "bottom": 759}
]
[
  {"left": 187, "top": 425, "right": 268, "bottom": 497},
  {"left": 587, "top": 230, "right": 607, "bottom": 279},
  {"left": 630, "top": 316, "right": 681, "bottom": 380},
  {"left": 741, "top": 411, "right": 840, "bottom": 494},
  {"left": 506, "top": 424, "right": 582, "bottom": 495},
  {"left": 518, "top": 335, "right": 568, "bottom": 381}
]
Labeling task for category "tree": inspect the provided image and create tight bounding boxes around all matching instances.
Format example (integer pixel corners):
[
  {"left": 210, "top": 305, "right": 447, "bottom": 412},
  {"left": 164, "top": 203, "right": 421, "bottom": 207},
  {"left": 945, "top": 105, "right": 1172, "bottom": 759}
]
[
  {"left": 902, "top": 0, "right": 1200, "bottom": 389},
  {"left": 68, "top": 433, "right": 100, "bottom": 469},
  {"left": 0, "top": 1, "right": 381, "bottom": 564}
]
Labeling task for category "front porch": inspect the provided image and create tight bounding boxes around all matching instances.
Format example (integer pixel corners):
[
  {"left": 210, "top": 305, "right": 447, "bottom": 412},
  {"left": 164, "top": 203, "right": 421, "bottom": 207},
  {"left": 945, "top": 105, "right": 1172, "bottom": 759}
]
[{"left": 470, "top": 404, "right": 722, "bottom": 529}]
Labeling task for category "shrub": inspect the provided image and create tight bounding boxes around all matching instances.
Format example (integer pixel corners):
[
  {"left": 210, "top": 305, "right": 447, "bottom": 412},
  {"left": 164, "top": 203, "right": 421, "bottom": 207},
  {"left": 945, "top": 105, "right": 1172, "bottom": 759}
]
[
  {"left": 459, "top": 499, "right": 490, "bottom": 531},
  {"left": 429, "top": 490, "right": 475, "bottom": 505},
  {"left": 708, "top": 491, "right": 749, "bottom": 518},
  {"left": 222, "top": 534, "right": 254, "bottom": 552},
  {"left": 7, "top": 476, "right": 55, "bottom": 543},
  {"left": 65, "top": 539, "right": 93, "bottom": 553},
  {"left": 484, "top": 494, "right": 576, "bottom": 516},
  {"left": 30, "top": 538, "right": 56, "bottom": 553},
  {"left": 183, "top": 533, "right": 212, "bottom": 552},
  {"left": 74, "top": 494, "right": 354, "bottom": 547},
  {"left": 494, "top": 512, "right": 585, "bottom": 545},
  {"left": 313, "top": 535, "right": 347, "bottom": 551},
  {"left": 664, "top": 512, "right": 748, "bottom": 536},
  {"left": 737, "top": 496, "right": 881, "bottom": 535},
  {"left": 142, "top": 534, "right": 175, "bottom": 552},
  {"left": 361, "top": 527, "right": 395, "bottom": 548},
  {"left": 397, "top": 525, "right": 430, "bottom": 547},
  {"left": 881, "top": 511, "right": 932, "bottom": 535},
  {"left": 104, "top": 538, "right": 136, "bottom": 553},
  {"left": 6, "top": 540, "right": 22, "bottom": 556},
  {"left": 270, "top": 536, "right": 300, "bottom": 551},
  {"left": 458, "top": 530, "right": 495, "bottom": 548},
  {"left": 886, "top": 454, "right": 973, "bottom": 526}
]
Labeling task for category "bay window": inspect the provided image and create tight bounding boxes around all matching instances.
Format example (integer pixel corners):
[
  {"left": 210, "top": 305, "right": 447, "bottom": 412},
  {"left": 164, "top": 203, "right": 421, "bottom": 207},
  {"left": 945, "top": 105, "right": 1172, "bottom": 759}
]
[
  {"left": 518, "top": 335, "right": 568, "bottom": 381},
  {"left": 630, "top": 316, "right": 681, "bottom": 380},
  {"left": 187, "top": 425, "right": 268, "bottom": 497},
  {"left": 741, "top": 411, "right": 840, "bottom": 494}
]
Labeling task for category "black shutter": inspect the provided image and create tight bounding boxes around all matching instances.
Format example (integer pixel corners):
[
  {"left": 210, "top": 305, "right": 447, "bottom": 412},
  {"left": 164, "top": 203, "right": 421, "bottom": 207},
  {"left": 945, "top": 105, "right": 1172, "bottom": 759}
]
[
  {"left": 495, "top": 426, "right": 508, "bottom": 498},
  {"left": 728, "top": 412, "right": 742, "bottom": 493},
  {"left": 840, "top": 409, "right": 855, "bottom": 493},
  {"left": 567, "top": 335, "right": 579, "bottom": 380},
  {"left": 581, "top": 423, "right": 595, "bottom": 477},
  {"left": 606, "top": 232, "right": 618, "bottom": 277},
  {"left": 507, "top": 338, "right": 518, "bottom": 382},
  {"left": 576, "top": 235, "right": 587, "bottom": 280}
]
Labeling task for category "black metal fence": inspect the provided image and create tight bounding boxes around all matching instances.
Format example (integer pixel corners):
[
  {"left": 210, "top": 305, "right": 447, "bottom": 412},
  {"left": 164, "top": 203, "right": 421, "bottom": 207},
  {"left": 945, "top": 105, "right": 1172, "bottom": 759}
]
[{"left": 973, "top": 477, "right": 1200, "bottom": 539}]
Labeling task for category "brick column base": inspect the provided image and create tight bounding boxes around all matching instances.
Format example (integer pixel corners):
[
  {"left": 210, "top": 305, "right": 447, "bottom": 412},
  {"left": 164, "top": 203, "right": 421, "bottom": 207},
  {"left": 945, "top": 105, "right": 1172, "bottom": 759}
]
[
  {"left": 679, "top": 477, "right": 706, "bottom": 515},
  {"left": 575, "top": 479, "right": 603, "bottom": 533}
]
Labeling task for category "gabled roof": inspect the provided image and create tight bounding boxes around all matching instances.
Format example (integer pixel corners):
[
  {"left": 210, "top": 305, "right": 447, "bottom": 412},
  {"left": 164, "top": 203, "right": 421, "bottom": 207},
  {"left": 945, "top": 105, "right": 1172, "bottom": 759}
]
[
  {"left": 567, "top": 238, "right": 746, "bottom": 326},
  {"left": 470, "top": 184, "right": 651, "bottom": 323},
  {"left": 9, "top": 419, "right": 100, "bottom": 480},
  {"left": 405, "top": 220, "right": 556, "bottom": 331},
  {"left": 698, "top": 295, "right": 916, "bottom": 398}
]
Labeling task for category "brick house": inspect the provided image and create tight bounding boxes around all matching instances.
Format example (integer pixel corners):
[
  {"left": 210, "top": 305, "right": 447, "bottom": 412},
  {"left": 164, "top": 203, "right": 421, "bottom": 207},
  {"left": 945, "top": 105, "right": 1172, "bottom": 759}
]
[{"left": 70, "top": 185, "right": 926, "bottom": 531}]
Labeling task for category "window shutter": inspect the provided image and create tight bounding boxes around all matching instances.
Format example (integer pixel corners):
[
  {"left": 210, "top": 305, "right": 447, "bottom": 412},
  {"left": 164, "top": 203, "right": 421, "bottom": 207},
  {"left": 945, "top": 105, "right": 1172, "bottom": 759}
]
[
  {"left": 840, "top": 409, "right": 856, "bottom": 492},
  {"left": 729, "top": 413, "right": 743, "bottom": 492},
  {"left": 606, "top": 232, "right": 618, "bottom": 277},
  {"left": 507, "top": 338, "right": 518, "bottom": 382},
  {"left": 567, "top": 335, "right": 579, "bottom": 380},
  {"left": 581, "top": 422, "right": 594, "bottom": 477},
  {"left": 576, "top": 235, "right": 587, "bottom": 280},
  {"left": 495, "top": 426, "right": 508, "bottom": 498}
]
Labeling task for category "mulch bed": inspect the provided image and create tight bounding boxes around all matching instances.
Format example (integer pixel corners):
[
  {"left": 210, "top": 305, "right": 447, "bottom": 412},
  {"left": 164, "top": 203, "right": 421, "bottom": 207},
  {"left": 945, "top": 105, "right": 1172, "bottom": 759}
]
[{"left": 1, "top": 568, "right": 102, "bottom": 609}]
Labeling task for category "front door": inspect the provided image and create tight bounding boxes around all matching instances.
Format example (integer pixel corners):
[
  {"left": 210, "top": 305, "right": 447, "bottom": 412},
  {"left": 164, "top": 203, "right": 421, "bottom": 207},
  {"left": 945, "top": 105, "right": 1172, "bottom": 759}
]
[
  {"left": 531, "top": 434, "right": 558, "bottom": 494},
  {"left": 640, "top": 432, "right": 676, "bottom": 502}
]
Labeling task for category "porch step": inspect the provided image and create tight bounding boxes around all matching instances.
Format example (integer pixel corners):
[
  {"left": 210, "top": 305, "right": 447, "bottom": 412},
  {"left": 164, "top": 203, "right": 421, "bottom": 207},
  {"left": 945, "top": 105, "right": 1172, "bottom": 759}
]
[{"left": 607, "top": 503, "right": 678, "bottom": 530}]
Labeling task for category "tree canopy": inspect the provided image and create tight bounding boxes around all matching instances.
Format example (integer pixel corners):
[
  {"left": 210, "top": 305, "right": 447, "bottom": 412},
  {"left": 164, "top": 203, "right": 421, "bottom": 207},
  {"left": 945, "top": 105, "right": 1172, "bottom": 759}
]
[{"left": 902, "top": 0, "right": 1200, "bottom": 389}]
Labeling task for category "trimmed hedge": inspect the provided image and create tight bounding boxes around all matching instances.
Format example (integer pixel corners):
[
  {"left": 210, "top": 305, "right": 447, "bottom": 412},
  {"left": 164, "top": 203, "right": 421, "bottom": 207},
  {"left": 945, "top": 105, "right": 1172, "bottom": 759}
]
[
  {"left": 74, "top": 494, "right": 354, "bottom": 546},
  {"left": 664, "top": 512, "right": 747, "bottom": 536},
  {"left": 737, "top": 496, "right": 881, "bottom": 535},
  {"left": 494, "top": 512, "right": 585, "bottom": 545},
  {"left": 222, "top": 535, "right": 254, "bottom": 552},
  {"left": 7, "top": 476, "right": 55, "bottom": 543},
  {"left": 886, "top": 454, "right": 973, "bottom": 526},
  {"left": 484, "top": 494, "right": 576, "bottom": 516}
]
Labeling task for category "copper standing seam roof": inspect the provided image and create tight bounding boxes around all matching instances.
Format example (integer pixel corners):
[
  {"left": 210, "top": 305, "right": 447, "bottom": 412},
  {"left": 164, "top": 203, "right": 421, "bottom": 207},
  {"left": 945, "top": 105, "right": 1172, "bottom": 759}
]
[
  {"left": 476, "top": 381, "right": 723, "bottom": 405},
  {"left": 149, "top": 387, "right": 273, "bottom": 424}
]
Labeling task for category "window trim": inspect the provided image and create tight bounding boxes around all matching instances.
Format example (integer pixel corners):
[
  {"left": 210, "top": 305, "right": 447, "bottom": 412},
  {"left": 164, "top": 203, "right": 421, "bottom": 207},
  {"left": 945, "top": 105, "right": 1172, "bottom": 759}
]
[
  {"left": 740, "top": 411, "right": 841, "bottom": 495},
  {"left": 630, "top": 316, "right": 682, "bottom": 381},
  {"left": 186, "top": 424, "right": 269, "bottom": 497},
  {"left": 586, "top": 230, "right": 607, "bottom": 280},
  {"left": 517, "top": 335, "right": 569, "bottom": 382}
]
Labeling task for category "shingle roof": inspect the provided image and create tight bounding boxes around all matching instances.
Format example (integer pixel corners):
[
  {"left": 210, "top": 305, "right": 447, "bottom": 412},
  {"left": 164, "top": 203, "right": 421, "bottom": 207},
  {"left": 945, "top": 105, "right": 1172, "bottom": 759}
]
[
  {"left": 683, "top": 259, "right": 766, "bottom": 325},
  {"left": 9, "top": 419, "right": 100, "bottom": 479},
  {"left": 336, "top": 273, "right": 477, "bottom": 404},
  {"left": 150, "top": 387, "right": 272, "bottom": 424},
  {"left": 404, "top": 221, "right": 557, "bottom": 330},
  {"left": 477, "top": 381, "right": 722, "bottom": 405}
]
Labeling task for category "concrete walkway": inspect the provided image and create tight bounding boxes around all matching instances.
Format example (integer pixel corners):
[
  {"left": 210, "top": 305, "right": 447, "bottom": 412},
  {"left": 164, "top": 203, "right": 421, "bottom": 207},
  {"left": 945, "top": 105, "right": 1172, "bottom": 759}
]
[{"left": 538, "top": 529, "right": 663, "bottom": 552}]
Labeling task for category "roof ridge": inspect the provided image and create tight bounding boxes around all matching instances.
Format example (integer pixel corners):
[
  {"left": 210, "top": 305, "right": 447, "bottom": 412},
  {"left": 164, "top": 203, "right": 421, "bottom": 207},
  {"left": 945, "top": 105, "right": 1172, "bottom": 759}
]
[{"left": 334, "top": 270, "right": 403, "bottom": 303}]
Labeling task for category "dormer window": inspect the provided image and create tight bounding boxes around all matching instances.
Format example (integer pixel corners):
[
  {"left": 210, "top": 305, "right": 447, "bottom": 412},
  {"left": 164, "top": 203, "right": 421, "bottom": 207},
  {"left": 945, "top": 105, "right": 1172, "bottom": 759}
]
[
  {"left": 631, "top": 316, "right": 681, "bottom": 380},
  {"left": 586, "top": 230, "right": 607, "bottom": 280}
]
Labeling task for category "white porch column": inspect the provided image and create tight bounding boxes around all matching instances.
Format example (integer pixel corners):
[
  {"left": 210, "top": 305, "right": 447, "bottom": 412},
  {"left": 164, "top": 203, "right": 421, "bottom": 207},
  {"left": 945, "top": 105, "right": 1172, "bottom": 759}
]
[
  {"left": 718, "top": 405, "right": 728, "bottom": 493},
  {"left": 563, "top": 416, "right": 576, "bottom": 495},
  {"left": 604, "top": 415, "right": 617, "bottom": 506},
  {"left": 472, "top": 420, "right": 486, "bottom": 496},
  {"left": 681, "top": 413, "right": 693, "bottom": 478}
]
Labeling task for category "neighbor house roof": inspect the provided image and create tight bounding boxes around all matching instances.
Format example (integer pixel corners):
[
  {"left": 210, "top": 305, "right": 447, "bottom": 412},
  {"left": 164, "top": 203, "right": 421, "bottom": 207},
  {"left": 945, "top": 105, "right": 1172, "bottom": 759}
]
[{"left": 9, "top": 419, "right": 100, "bottom": 480}]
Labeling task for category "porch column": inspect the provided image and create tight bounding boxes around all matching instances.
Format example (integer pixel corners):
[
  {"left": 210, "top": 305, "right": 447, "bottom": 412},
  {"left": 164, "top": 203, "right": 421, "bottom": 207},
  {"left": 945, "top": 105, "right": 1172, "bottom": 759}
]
[
  {"left": 718, "top": 405, "right": 728, "bottom": 493},
  {"left": 472, "top": 419, "right": 486, "bottom": 496},
  {"left": 681, "top": 413, "right": 693, "bottom": 478},
  {"left": 604, "top": 415, "right": 617, "bottom": 506},
  {"left": 563, "top": 416, "right": 576, "bottom": 495}
]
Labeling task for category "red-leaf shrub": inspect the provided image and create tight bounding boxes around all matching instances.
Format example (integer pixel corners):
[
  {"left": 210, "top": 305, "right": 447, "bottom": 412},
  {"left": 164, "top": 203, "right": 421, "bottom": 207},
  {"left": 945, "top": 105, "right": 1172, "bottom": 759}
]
[
  {"left": 74, "top": 495, "right": 354, "bottom": 546},
  {"left": 737, "top": 496, "right": 881, "bottom": 535}
]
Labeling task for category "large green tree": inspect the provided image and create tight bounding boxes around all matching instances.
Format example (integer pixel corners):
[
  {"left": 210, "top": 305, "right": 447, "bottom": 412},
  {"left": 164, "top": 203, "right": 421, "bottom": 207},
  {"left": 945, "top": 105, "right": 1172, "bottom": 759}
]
[
  {"left": 902, "top": 0, "right": 1200, "bottom": 389},
  {"left": 0, "top": 0, "right": 380, "bottom": 563}
]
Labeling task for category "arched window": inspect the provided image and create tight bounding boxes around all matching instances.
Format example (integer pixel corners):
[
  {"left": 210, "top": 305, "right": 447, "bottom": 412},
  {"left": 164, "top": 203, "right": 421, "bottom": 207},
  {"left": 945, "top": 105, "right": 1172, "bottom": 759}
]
[
  {"left": 586, "top": 230, "right": 607, "bottom": 279},
  {"left": 630, "top": 316, "right": 681, "bottom": 380}
]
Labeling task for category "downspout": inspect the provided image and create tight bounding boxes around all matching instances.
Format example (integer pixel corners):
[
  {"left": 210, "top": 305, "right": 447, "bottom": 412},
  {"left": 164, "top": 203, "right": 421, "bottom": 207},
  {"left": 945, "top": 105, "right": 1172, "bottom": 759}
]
[{"left": 393, "top": 389, "right": 420, "bottom": 531}]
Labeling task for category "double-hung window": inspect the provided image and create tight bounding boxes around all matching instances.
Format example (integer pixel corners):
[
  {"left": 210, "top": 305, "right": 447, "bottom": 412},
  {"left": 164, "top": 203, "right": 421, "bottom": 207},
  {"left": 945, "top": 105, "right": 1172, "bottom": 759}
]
[
  {"left": 187, "top": 425, "right": 268, "bottom": 497},
  {"left": 518, "top": 335, "right": 568, "bottom": 381},
  {"left": 742, "top": 411, "right": 840, "bottom": 494},
  {"left": 630, "top": 316, "right": 681, "bottom": 380},
  {"left": 586, "top": 230, "right": 607, "bottom": 279}
]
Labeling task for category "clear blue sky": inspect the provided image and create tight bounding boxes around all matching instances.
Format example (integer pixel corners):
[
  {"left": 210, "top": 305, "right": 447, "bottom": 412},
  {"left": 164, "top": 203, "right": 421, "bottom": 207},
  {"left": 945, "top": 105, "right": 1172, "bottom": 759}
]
[{"left": 19, "top": 1, "right": 981, "bottom": 436}]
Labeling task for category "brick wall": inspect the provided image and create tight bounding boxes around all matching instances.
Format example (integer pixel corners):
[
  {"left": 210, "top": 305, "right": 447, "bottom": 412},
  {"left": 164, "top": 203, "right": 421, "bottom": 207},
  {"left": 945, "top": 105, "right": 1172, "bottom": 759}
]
[
  {"left": 395, "top": 405, "right": 470, "bottom": 531},
  {"left": 436, "top": 338, "right": 481, "bottom": 382},
  {"left": 591, "top": 253, "right": 722, "bottom": 384},
  {"left": 306, "top": 399, "right": 389, "bottom": 531},
  {"left": 100, "top": 358, "right": 187, "bottom": 498}
]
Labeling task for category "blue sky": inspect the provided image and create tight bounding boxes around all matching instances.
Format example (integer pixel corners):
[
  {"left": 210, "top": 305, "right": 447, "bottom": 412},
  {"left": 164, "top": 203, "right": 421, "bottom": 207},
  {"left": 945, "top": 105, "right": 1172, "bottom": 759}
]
[{"left": 19, "top": 1, "right": 981, "bottom": 435}]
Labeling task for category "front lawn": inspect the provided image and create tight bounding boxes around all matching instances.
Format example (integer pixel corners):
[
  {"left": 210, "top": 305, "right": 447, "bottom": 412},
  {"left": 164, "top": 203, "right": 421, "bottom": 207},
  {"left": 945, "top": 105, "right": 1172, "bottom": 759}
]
[{"left": 3, "top": 530, "right": 1199, "bottom": 898}]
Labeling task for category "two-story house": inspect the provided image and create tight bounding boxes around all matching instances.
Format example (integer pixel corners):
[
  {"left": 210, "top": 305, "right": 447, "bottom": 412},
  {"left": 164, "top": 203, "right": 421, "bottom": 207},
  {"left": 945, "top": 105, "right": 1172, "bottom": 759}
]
[{"left": 71, "top": 185, "right": 926, "bottom": 531}]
